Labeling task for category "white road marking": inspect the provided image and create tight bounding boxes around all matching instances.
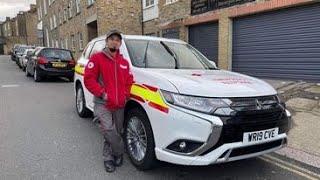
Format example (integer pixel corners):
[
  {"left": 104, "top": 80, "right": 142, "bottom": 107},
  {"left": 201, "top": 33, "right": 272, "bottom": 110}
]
[
  {"left": 1, "top": 84, "right": 20, "bottom": 88},
  {"left": 260, "top": 155, "right": 320, "bottom": 180}
]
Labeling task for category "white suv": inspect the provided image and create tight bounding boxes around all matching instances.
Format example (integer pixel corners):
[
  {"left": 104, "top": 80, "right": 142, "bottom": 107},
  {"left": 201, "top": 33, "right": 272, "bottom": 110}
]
[{"left": 74, "top": 35, "right": 291, "bottom": 170}]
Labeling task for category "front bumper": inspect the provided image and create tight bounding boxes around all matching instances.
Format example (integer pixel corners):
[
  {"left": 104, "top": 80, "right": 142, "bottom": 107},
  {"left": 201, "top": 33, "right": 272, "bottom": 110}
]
[
  {"left": 156, "top": 134, "right": 287, "bottom": 165},
  {"left": 147, "top": 101, "right": 291, "bottom": 166}
]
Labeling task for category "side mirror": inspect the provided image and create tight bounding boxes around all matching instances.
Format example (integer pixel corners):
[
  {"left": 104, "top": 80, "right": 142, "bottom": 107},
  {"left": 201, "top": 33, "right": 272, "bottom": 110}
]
[{"left": 208, "top": 60, "right": 217, "bottom": 67}]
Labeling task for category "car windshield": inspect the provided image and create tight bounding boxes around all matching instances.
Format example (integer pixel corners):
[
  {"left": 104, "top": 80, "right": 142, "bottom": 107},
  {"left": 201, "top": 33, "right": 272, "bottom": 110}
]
[
  {"left": 125, "top": 39, "right": 217, "bottom": 70},
  {"left": 17, "top": 47, "right": 30, "bottom": 54},
  {"left": 40, "top": 49, "right": 73, "bottom": 60}
]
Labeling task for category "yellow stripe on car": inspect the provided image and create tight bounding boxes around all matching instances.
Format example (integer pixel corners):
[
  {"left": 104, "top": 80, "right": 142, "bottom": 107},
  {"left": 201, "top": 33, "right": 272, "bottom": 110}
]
[
  {"left": 130, "top": 84, "right": 169, "bottom": 113},
  {"left": 75, "top": 64, "right": 85, "bottom": 75}
]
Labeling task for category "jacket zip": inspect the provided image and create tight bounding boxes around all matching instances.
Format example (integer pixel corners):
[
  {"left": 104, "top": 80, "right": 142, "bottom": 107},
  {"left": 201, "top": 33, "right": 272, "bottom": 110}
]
[{"left": 115, "top": 58, "right": 118, "bottom": 106}]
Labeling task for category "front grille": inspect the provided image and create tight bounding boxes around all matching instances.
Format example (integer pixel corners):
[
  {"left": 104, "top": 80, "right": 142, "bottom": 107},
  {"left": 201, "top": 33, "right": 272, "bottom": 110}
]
[
  {"left": 229, "top": 139, "right": 283, "bottom": 157},
  {"left": 200, "top": 104, "right": 289, "bottom": 156}
]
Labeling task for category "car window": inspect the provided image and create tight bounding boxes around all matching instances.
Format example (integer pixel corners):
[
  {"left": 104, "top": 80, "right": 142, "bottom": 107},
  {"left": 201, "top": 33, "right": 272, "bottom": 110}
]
[
  {"left": 124, "top": 40, "right": 148, "bottom": 67},
  {"left": 40, "top": 49, "right": 73, "bottom": 61},
  {"left": 89, "top": 40, "right": 105, "bottom": 58},
  {"left": 146, "top": 41, "right": 176, "bottom": 69},
  {"left": 125, "top": 39, "right": 216, "bottom": 70}
]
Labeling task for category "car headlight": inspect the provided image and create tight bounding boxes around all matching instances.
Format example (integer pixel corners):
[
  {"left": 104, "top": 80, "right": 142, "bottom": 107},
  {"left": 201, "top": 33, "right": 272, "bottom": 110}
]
[{"left": 161, "top": 90, "right": 229, "bottom": 114}]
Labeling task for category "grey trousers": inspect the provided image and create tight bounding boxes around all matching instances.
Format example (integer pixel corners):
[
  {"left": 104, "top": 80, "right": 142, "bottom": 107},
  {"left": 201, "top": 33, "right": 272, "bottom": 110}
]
[{"left": 94, "top": 103, "right": 125, "bottom": 161}]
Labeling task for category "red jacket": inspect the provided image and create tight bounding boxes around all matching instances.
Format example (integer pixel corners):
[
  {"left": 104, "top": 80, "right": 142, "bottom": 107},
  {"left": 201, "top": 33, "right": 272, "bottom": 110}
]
[{"left": 84, "top": 50, "right": 133, "bottom": 111}]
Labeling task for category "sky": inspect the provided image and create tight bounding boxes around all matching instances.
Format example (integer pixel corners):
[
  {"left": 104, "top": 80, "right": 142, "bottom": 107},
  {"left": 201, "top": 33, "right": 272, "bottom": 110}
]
[{"left": 0, "top": 0, "right": 36, "bottom": 22}]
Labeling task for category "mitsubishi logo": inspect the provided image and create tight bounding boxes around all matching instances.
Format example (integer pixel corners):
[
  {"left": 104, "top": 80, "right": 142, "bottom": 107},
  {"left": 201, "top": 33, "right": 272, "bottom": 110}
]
[{"left": 256, "top": 99, "right": 263, "bottom": 110}]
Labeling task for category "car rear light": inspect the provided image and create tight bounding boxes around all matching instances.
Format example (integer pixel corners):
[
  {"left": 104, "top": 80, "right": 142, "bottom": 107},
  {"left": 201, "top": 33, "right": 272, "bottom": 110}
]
[
  {"left": 69, "top": 59, "right": 76, "bottom": 66},
  {"left": 37, "top": 56, "right": 48, "bottom": 65}
]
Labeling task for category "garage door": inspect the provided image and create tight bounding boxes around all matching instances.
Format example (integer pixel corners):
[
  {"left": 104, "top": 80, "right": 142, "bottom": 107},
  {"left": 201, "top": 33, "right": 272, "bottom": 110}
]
[
  {"left": 189, "top": 23, "right": 219, "bottom": 63},
  {"left": 233, "top": 4, "right": 320, "bottom": 81}
]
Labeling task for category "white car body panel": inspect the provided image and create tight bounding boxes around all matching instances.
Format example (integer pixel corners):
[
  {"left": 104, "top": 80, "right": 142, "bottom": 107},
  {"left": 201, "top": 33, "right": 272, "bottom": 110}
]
[{"left": 74, "top": 35, "right": 289, "bottom": 166}]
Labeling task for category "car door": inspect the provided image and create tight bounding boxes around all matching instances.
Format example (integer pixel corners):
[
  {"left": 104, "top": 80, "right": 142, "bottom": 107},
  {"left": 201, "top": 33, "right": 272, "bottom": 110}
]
[
  {"left": 81, "top": 41, "right": 96, "bottom": 110},
  {"left": 30, "top": 49, "right": 41, "bottom": 75}
]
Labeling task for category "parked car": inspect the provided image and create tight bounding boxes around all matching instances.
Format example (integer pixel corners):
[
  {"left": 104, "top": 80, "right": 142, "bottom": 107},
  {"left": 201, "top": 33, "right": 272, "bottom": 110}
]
[
  {"left": 25, "top": 47, "right": 75, "bottom": 82},
  {"left": 11, "top": 44, "right": 23, "bottom": 61},
  {"left": 74, "top": 35, "right": 292, "bottom": 170},
  {"left": 15, "top": 45, "right": 33, "bottom": 68},
  {"left": 19, "top": 48, "right": 35, "bottom": 71}
]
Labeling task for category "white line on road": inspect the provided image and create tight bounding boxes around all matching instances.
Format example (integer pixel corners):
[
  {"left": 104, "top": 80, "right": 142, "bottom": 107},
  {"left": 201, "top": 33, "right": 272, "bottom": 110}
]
[
  {"left": 260, "top": 155, "right": 320, "bottom": 180},
  {"left": 1, "top": 84, "right": 20, "bottom": 88}
]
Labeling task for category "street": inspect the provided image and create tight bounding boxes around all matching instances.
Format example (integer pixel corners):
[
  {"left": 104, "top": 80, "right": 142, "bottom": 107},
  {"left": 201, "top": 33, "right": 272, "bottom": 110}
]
[{"left": 0, "top": 55, "right": 318, "bottom": 180}]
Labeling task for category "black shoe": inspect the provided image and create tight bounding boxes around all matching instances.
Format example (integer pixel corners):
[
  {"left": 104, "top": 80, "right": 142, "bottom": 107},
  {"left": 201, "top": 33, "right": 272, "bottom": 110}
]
[
  {"left": 114, "top": 155, "right": 123, "bottom": 167},
  {"left": 104, "top": 160, "right": 115, "bottom": 173}
]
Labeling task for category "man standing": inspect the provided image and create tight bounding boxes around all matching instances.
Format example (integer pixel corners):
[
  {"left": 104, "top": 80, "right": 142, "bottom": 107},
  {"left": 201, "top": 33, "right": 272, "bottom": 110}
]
[{"left": 84, "top": 30, "right": 133, "bottom": 173}]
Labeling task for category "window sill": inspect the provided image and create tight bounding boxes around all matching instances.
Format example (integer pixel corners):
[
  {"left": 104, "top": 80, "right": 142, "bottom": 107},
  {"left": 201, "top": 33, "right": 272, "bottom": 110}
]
[
  {"left": 87, "top": 3, "right": 94, "bottom": 9},
  {"left": 143, "top": 4, "right": 155, "bottom": 10},
  {"left": 164, "top": 1, "right": 178, "bottom": 6}
]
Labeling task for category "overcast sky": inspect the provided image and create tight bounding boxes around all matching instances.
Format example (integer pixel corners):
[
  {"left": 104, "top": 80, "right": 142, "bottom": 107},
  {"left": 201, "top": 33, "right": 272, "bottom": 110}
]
[{"left": 0, "top": 0, "right": 36, "bottom": 22}]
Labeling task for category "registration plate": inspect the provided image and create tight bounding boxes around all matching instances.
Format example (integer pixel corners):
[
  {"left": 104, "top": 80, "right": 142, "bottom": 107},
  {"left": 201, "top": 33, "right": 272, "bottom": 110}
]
[
  {"left": 52, "top": 62, "right": 67, "bottom": 68},
  {"left": 243, "top": 127, "right": 279, "bottom": 144}
]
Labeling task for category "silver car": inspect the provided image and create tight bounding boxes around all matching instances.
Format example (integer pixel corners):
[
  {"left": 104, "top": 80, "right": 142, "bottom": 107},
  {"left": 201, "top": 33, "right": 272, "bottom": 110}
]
[{"left": 19, "top": 49, "right": 35, "bottom": 71}]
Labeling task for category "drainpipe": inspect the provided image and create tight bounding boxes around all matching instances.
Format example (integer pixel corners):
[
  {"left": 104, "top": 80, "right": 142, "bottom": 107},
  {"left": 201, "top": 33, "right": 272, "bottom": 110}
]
[{"left": 141, "top": 0, "right": 144, "bottom": 35}]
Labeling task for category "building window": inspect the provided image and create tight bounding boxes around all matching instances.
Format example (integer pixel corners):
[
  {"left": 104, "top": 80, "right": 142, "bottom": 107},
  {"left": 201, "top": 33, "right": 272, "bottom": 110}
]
[
  {"left": 145, "top": 0, "right": 155, "bottom": 7},
  {"left": 43, "top": 0, "right": 47, "bottom": 15},
  {"left": 76, "top": 0, "right": 81, "bottom": 14},
  {"left": 55, "top": 40, "right": 59, "bottom": 48},
  {"left": 58, "top": 11, "right": 61, "bottom": 24},
  {"left": 53, "top": 14, "right": 57, "bottom": 28},
  {"left": 61, "top": 39, "right": 64, "bottom": 49},
  {"left": 37, "top": 8, "right": 41, "bottom": 20},
  {"left": 15, "top": 21, "right": 19, "bottom": 36},
  {"left": 50, "top": 17, "right": 53, "bottom": 30},
  {"left": 165, "top": 0, "right": 178, "bottom": 5},
  {"left": 45, "top": 28, "right": 49, "bottom": 46},
  {"left": 68, "top": 1, "right": 73, "bottom": 18},
  {"left": 71, "top": 34, "right": 75, "bottom": 51},
  {"left": 65, "top": 38, "right": 68, "bottom": 49},
  {"left": 87, "top": 0, "right": 95, "bottom": 6},
  {"left": 78, "top": 32, "right": 83, "bottom": 50},
  {"left": 64, "top": 8, "right": 67, "bottom": 22}
]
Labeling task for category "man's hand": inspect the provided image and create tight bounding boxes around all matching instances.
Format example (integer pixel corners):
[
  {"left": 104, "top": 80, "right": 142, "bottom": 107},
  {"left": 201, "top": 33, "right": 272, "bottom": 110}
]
[{"left": 102, "top": 93, "right": 108, "bottom": 101}]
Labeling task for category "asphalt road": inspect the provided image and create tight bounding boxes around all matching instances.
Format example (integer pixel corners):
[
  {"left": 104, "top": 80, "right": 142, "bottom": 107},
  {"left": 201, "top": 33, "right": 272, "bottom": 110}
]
[{"left": 0, "top": 55, "right": 318, "bottom": 180}]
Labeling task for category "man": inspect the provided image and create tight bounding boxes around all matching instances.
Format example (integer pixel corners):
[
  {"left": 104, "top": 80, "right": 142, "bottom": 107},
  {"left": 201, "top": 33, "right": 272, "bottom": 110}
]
[{"left": 84, "top": 29, "right": 133, "bottom": 173}]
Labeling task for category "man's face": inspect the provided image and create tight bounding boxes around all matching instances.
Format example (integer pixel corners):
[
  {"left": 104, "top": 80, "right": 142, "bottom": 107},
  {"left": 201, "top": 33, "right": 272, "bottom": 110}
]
[{"left": 106, "top": 35, "right": 122, "bottom": 52}]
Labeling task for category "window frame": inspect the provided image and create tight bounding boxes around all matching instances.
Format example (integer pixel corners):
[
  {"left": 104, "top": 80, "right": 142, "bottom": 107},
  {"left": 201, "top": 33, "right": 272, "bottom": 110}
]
[
  {"left": 145, "top": 0, "right": 155, "bottom": 8},
  {"left": 78, "top": 32, "right": 84, "bottom": 51},
  {"left": 76, "top": 0, "right": 81, "bottom": 14}
]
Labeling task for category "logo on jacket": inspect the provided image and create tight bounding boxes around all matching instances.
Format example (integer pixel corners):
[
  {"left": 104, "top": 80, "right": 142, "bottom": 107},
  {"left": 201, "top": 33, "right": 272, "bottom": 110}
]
[
  {"left": 120, "top": 64, "right": 127, "bottom": 69},
  {"left": 88, "top": 62, "right": 94, "bottom": 69}
]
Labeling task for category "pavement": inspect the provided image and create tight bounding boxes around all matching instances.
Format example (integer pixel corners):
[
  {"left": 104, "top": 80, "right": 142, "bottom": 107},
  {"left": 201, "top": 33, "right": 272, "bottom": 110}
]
[
  {"left": 0, "top": 55, "right": 319, "bottom": 180},
  {"left": 265, "top": 79, "right": 320, "bottom": 168}
]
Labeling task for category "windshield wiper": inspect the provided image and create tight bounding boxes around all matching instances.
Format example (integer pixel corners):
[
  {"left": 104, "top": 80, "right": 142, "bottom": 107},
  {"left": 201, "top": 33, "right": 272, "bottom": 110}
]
[{"left": 160, "top": 41, "right": 178, "bottom": 69}]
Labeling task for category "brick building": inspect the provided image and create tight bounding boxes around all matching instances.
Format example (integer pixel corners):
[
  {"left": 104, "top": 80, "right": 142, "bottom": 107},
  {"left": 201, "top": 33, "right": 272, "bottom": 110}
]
[
  {"left": 37, "top": 0, "right": 142, "bottom": 59},
  {"left": 142, "top": 0, "right": 320, "bottom": 81},
  {"left": 35, "top": 0, "right": 319, "bottom": 81},
  {"left": 2, "top": 5, "right": 38, "bottom": 55}
]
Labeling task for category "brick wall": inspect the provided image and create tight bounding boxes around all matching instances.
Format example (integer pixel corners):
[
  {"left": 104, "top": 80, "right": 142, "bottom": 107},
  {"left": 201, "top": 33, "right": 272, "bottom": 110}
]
[{"left": 97, "top": 0, "right": 142, "bottom": 36}]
